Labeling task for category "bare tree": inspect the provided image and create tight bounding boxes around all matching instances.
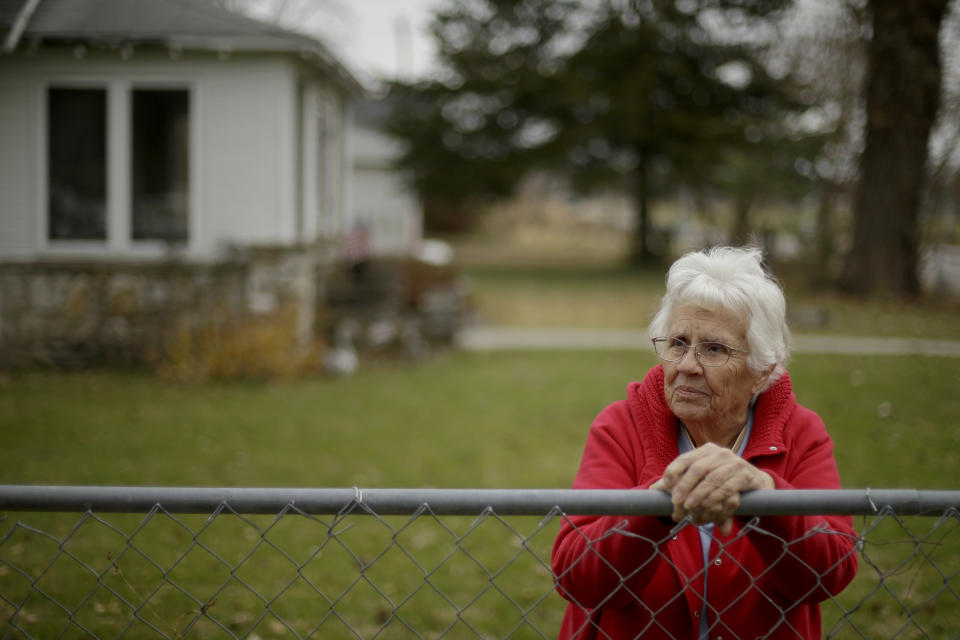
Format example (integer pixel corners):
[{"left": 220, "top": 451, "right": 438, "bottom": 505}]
[{"left": 775, "top": 0, "right": 869, "bottom": 281}]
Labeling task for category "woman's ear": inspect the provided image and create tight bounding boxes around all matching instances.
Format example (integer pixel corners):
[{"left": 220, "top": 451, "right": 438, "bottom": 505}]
[{"left": 752, "top": 364, "right": 777, "bottom": 395}]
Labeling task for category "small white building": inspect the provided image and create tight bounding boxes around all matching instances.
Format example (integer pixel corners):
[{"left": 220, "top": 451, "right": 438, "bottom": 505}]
[
  {"left": 0, "top": 0, "right": 362, "bottom": 262},
  {"left": 0, "top": 0, "right": 426, "bottom": 368},
  {"left": 349, "top": 97, "right": 422, "bottom": 257}
]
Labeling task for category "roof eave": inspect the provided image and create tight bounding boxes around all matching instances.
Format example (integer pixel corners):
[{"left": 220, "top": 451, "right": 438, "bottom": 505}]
[{"left": 7, "top": 33, "right": 365, "bottom": 95}]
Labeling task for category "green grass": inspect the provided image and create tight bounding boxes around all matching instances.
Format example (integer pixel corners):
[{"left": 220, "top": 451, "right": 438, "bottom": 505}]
[
  {"left": 0, "top": 351, "right": 646, "bottom": 488},
  {"left": 4, "top": 352, "right": 956, "bottom": 489},
  {"left": 1, "top": 352, "right": 959, "bottom": 637}
]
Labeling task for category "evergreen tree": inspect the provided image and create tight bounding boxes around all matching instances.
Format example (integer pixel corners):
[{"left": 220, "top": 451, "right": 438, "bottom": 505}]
[
  {"left": 387, "top": 0, "right": 816, "bottom": 262},
  {"left": 386, "top": 0, "right": 580, "bottom": 232},
  {"left": 551, "top": 1, "right": 808, "bottom": 263}
]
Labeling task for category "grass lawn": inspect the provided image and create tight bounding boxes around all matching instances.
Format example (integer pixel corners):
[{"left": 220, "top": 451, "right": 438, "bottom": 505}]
[
  {"left": 1, "top": 353, "right": 957, "bottom": 489},
  {"left": 2, "top": 351, "right": 958, "bottom": 638}
]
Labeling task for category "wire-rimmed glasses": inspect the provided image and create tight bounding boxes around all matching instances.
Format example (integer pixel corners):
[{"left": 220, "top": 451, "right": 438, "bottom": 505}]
[{"left": 651, "top": 337, "right": 749, "bottom": 367}]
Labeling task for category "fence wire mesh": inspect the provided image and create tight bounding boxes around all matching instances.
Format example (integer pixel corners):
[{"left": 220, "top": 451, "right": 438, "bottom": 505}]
[{"left": 0, "top": 487, "right": 958, "bottom": 640}]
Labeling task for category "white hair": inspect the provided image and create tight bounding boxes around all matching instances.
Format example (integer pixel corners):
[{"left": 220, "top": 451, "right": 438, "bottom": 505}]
[{"left": 648, "top": 246, "right": 791, "bottom": 392}]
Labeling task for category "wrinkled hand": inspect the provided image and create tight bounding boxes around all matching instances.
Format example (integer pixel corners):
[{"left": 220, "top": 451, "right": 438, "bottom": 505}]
[{"left": 650, "top": 443, "right": 774, "bottom": 535}]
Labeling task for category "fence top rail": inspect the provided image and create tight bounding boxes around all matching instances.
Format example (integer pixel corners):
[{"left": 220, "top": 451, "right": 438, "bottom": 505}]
[{"left": 0, "top": 485, "right": 957, "bottom": 516}]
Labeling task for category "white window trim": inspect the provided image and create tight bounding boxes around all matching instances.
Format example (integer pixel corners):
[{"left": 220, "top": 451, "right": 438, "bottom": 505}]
[{"left": 38, "top": 77, "right": 197, "bottom": 260}]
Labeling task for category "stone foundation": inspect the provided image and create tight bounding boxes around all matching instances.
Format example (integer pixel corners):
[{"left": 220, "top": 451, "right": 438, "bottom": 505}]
[{"left": 0, "top": 247, "right": 331, "bottom": 370}]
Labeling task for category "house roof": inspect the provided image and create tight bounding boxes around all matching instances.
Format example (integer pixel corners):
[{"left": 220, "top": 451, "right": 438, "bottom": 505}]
[{"left": 1, "top": 0, "right": 362, "bottom": 91}]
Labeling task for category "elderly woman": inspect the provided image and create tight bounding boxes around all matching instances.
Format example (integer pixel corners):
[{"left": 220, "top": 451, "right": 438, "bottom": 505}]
[{"left": 552, "top": 246, "right": 858, "bottom": 640}]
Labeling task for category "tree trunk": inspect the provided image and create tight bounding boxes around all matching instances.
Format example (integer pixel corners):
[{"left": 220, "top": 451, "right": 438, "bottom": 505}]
[
  {"left": 813, "top": 185, "right": 838, "bottom": 286},
  {"left": 841, "top": 0, "right": 949, "bottom": 296},
  {"left": 728, "top": 192, "right": 756, "bottom": 246},
  {"left": 629, "top": 149, "right": 655, "bottom": 266}
]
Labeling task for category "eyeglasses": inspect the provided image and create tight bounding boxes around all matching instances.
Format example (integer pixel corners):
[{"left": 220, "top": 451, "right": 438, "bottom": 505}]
[{"left": 651, "top": 337, "right": 749, "bottom": 367}]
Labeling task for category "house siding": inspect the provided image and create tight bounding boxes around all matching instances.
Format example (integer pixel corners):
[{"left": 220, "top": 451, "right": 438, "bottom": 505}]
[
  {"left": 0, "top": 80, "right": 39, "bottom": 258},
  {"left": 197, "top": 53, "right": 301, "bottom": 252}
]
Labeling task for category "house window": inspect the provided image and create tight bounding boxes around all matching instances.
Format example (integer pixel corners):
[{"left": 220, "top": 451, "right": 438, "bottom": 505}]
[
  {"left": 132, "top": 89, "right": 189, "bottom": 241},
  {"left": 47, "top": 88, "right": 107, "bottom": 240}
]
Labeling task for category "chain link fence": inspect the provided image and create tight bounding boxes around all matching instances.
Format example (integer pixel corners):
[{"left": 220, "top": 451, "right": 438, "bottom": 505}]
[{"left": 1, "top": 486, "right": 958, "bottom": 639}]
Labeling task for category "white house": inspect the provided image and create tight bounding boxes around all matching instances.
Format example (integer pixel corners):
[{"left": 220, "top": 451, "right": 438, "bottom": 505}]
[
  {"left": 0, "top": 0, "right": 363, "bottom": 262},
  {"left": 0, "top": 0, "right": 427, "bottom": 367}
]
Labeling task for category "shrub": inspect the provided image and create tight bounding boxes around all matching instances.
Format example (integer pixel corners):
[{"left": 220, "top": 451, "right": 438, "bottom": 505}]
[{"left": 153, "top": 306, "right": 323, "bottom": 381}]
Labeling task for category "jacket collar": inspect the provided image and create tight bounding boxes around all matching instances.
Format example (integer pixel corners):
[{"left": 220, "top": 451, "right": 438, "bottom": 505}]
[{"left": 628, "top": 365, "right": 794, "bottom": 470}]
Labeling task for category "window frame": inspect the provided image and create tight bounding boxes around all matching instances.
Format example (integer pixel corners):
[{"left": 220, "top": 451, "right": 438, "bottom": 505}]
[{"left": 40, "top": 79, "right": 197, "bottom": 258}]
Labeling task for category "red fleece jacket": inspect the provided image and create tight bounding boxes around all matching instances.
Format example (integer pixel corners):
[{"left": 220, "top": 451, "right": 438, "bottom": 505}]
[{"left": 552, "top": 366, "right": 859, "bottom": 640}]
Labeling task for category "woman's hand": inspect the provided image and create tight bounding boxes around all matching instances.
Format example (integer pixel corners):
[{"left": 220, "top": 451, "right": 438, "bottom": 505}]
[{"left": 650, "top": 443, "right": 774, "bottom": 535}]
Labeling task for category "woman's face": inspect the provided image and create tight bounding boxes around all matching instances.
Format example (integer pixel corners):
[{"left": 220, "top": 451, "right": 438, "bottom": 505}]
[{"left": 662, "top": 303, "right": 769, "bottom": 439}]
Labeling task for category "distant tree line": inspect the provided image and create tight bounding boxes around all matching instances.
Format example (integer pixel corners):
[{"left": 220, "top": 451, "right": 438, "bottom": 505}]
[{"left": 383, "top": 0, "right": 959, "bottom": 298}]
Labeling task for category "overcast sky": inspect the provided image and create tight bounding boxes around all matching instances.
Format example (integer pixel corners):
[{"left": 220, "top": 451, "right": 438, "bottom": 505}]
[
  {"left": 337, "top": 0, "right": 443, "bottom": 81},
  {"left": 244, "top": 0, "right": 443, "bottom": 84}
]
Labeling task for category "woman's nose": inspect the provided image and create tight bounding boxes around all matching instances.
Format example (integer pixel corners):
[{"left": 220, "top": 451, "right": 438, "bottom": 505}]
[{"left": 677, "top": 346, "right": 702, "bottom": 372}]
